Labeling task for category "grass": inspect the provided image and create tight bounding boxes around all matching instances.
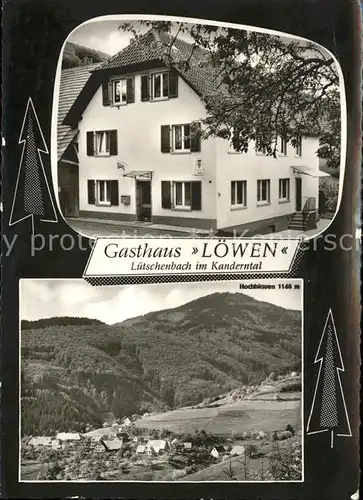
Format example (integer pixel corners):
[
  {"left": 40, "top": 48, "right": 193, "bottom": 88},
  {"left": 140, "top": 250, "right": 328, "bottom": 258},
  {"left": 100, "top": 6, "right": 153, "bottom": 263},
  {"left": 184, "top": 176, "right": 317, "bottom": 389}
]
[{"left": 135, "top": 397, "right": 301, "bottom": 436}]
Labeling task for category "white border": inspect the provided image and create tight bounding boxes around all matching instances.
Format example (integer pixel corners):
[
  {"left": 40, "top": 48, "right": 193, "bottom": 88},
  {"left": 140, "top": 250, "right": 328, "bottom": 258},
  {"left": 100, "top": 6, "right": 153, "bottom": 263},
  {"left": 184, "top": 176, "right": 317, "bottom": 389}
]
[
  {"left": 19, "top": 277, "right": 304, "bottom": 484},
  {"left": 51, "top": 15, "right": 347, "bottom": 242}
]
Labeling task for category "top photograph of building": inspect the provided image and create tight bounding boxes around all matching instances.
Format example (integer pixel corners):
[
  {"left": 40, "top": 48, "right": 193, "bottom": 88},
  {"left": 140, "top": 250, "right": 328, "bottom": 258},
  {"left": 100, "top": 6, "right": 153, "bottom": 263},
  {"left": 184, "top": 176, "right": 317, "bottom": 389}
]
[{"left": 55, "top": 19, "right": 343, "bottom": 238}]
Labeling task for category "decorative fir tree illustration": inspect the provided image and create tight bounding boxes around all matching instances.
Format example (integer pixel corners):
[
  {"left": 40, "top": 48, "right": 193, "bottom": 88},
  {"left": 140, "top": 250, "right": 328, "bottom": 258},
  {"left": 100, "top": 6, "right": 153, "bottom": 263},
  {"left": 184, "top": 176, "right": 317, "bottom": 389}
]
[
  {"left": 307, "top": 309, "right": 352, "bottom": 448},
  {"left": 9, "top": 98, "right": 57, "bottom": 234}
]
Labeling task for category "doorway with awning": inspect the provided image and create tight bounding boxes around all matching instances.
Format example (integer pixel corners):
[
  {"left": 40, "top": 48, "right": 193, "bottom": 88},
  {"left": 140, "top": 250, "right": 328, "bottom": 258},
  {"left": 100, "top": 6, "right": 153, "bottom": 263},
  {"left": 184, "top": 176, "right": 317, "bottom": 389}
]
[{"left": 122, "top": 170, "right": 153, "bottom": 222}]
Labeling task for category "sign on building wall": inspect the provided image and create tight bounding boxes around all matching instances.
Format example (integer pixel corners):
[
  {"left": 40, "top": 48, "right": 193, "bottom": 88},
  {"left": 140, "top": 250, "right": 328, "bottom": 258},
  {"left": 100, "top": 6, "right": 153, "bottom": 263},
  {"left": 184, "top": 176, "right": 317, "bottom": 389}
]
[{"left": 194, "top": 158, "right": 204, "bottom": 176}]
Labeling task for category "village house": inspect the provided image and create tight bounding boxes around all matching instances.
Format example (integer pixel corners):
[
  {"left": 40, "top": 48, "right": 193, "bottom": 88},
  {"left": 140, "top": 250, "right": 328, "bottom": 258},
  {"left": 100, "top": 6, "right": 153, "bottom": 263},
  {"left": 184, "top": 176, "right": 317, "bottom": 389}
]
[
  {"left": 183, "top": 442, "right": 193, "bottom": 450},
  {"left": 146, "top": 439, "right": 169, "bottom": 455},
  {"left": 210, "top": 445, "right": 225, "bottom": 459},
  {"left": 94, "top": 438, "right": 123, "bottom": 452},
  {"left": 28, "top": 436, "right": 52, "bottom": 448},
  {"left": 57, "top": 28, "right": 330, "bottom": 235},
  {"left": 56, "top": 432, "right": 81, "bottom": 442}
]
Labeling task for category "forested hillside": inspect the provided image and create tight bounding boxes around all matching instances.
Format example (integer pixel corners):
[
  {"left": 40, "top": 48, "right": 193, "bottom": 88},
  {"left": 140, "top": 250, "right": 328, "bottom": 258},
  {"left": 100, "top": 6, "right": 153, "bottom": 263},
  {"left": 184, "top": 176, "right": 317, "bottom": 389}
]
[{"left": 21, "top": 292, "right": 301, "bottom": 435}]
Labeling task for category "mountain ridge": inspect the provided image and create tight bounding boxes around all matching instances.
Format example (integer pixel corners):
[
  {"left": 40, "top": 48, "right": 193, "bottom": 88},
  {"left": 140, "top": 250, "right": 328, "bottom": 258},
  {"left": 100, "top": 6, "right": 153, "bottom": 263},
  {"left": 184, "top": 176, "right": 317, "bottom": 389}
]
[{"left": 21, "top": 292, "right": 301, "bottom": 435}]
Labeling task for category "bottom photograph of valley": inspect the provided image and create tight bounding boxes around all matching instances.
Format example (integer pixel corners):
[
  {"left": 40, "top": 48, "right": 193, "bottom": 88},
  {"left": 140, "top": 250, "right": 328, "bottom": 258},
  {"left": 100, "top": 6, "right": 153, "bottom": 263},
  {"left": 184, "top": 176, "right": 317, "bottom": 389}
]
[{"left": 20, "top": 278, "right": 303, "bottom": 482}]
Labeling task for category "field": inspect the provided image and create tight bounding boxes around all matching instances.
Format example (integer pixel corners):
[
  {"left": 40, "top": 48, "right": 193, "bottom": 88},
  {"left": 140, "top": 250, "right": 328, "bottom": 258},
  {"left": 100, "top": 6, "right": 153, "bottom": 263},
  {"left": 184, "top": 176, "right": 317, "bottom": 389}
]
[{"left": 135, "top": 395, "right": 301, "bottom": 436}]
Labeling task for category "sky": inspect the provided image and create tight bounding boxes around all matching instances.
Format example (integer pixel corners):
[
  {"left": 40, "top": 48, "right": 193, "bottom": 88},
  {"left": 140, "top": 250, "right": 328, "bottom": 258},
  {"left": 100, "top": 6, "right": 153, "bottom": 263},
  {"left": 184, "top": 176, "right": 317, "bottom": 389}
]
[
  {"left": 67, "top": 20, "right": 193, "bottom": 56},
  {"left": 21, "top": 279, "right": 302, "bottom": 325}
]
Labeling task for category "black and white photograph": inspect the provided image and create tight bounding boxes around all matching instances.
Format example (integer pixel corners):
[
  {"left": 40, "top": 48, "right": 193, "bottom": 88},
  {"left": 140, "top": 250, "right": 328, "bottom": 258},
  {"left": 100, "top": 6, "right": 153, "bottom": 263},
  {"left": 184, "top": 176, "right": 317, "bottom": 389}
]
[
  {"left": 54, "top": 18, "right": 344, "bottom": 239},
  {"left": 20, "top": 278, "right": 303, "bottom": 482}
]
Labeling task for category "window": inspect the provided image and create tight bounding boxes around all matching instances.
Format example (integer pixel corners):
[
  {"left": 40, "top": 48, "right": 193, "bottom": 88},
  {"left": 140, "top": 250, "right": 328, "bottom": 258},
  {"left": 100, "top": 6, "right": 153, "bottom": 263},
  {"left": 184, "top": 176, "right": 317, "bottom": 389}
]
[
  {"left": 102, "top": 77, "right": 134, "bottom": 106},
  {"left": 87, "top": 130, "right": 118, "bottom": 157},
  {"left": 97, "top": 180, "right": 111, "bottom": 205},
  {"left": 161, "top": 123, "right": 201, "bottom": 153},
  {"left": 87, "top": 179, "right": 119, "bottom": 206},
  {"left": 231, "top": 181, "right": 247, "bottom": 208},
  {"left": 279, "top": 178, "right": 290, "bottom": 201},
  {"left": 142, "top": 71, "right": 178, "bottom": 101},
  {"left": 172, "top": 124, "right": 191, "bottom": 152},
  {"left": 161, "top": 181, "right": 201, "bottom": 210},
  {"left": 229, "top": 128, "right": 243, "bottom": 153},
  {"left": 280, "top": 136, "right": 288, "bottom": 155},
  {"left": 256, "top": 136, "right": 270, "bottom": 155},
  {"left": 112, "top": 79, "right": 127, "bottom": 104},
  {"left": 152, "top": 72, "right": 169, "bottom": 99},
  {"left": 295, "top": 136, "right": 302, "bottom": 156},
  {"left": 257, "top": 179, "right": 271, "bottom": 204},
  {"left": 95, "top": 131, "right": 110, "bottom": 156},
  {"left": 174, "top": 181, "right": 192, "bottom": 209}
]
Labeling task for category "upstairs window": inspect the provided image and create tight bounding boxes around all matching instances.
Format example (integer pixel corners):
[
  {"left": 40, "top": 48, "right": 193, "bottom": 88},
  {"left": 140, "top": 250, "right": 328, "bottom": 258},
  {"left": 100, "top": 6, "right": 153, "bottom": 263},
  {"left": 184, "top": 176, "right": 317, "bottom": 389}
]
[
  {"left": 280, "top": 136, "right": 288, "bottom": 155},
  {"left": 295, "top": 136, "right": 302, "bottom": 156},
  {"left": 172, "top": 124, "right": 191, "bottom": 152},
  {"left": 86, "top": 130, "right": 118, "bottom": 156},
  {"left": 257, "top": 179, "right": 271, "bottom": 204},
  {"left": 141, "top": 71, "right": 178, "bottom": 101},
  {"left": 102, "top": 77, "right": 134, "bottom": 106},
  {"left": 95, "top": 131, "right": 110, "bottom": 156},
  {"left": 161, "top": 123, "right": 201, "bottom": 153},
  {"left": 256, "top": 136, "right": 270, "bottom": 155},
  {"left": 152, "top": 72, "right": 169, "bottom": 99},
  {"left": 112, "top": 79, "right": 127, "bottom": 104}
]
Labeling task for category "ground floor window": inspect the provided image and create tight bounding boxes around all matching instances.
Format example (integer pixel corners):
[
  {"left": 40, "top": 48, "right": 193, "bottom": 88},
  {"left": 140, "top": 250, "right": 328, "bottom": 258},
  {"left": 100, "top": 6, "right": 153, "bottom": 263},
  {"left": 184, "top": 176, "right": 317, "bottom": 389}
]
[
  {"left": 279, "top": 178, "right": 290, "bottom": 201},
  {"left": 231, "top": 180, "right": 247, "bottom": 208},
  {"left": 97, "top": 180, "right": 111, "bottom": 205},
  {"left": 174, "top": 181, "right": 192, "bottom": 209},
  {"left": 161, "top": 181, "right": 202, "bottom": 210},
  {"left": 87, "top": 179, "right": 119, "bottom": 207},
  {"left": 257, "top": 179, "right": 271, "bottom": 204}
]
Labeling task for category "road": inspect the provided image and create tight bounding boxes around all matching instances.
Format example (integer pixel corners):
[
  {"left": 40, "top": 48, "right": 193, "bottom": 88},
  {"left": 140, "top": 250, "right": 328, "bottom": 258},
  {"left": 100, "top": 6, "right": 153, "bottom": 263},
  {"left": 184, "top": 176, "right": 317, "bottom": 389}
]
[{"left": 67, "top": 219, "right": 193, "bottom": 238}]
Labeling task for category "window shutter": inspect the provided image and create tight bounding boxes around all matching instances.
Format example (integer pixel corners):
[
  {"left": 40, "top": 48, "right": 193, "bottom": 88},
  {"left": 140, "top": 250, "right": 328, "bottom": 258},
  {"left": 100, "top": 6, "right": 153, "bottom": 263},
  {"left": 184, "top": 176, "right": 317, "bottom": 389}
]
[
  {"left": 141, "top": 75, "right": 150, "bottom": 101},
  {"left": 87, "top": 180, "right": 95, "bottom": 205},
  {"left": 190, "top": 122, "right": 201, "bottom": 152},
  {"left": 110, "top": 180, "right": 119, "bottom": 206},
  {"left": 191, "top": 181, "right": 202, "bottom": 210},
  {"left": 169, "top": 70, "right": 178, "bottom": 98},
  {"left": 161, "top": 181, "right": 172, "bottom": 209},
  {"left": 102, "top": 82, "right": 111, "bottom": 106},
  {"left": 126, "top": 77, "right": 135, "bottom": 103},
  {"left": 109, "top": 130, "right": 118, "bottom": 155},
  {"left": 86, "top": 132, "right": 94, "bottom": 156},
  {"left": 161, "top": 125, "right": 171, "bottom": 153}
]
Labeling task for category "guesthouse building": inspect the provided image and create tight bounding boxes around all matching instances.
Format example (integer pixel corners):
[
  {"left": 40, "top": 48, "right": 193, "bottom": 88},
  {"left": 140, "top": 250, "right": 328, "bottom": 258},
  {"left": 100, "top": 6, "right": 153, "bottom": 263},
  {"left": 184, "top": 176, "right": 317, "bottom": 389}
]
[{"left": 58, "top": 29, "right": 329, "bottom": 234}]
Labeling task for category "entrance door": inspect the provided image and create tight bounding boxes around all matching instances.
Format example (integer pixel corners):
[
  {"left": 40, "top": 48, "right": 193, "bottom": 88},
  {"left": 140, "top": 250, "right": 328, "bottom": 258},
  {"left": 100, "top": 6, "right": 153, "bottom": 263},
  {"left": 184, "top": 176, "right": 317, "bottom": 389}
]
[
  {"left": 295, "top": 178, "right": 302, "bottom": 212},
  {"left": 58, "top": 163, "right": 79, "bottom": 217},
  {"left": 136, "top": 181, "right": 151, "bottom": 221}
]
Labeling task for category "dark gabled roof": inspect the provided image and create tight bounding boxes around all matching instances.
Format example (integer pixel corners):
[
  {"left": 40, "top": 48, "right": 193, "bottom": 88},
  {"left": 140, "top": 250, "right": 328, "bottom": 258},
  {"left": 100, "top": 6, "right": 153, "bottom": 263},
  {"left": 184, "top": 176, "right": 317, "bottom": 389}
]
[
  {"left": 62, "top": 30, "right": 220, "bottom": 127},
  {"left": 97, "top": 29, "right": 206, "bottom": 70},
  {"left": 57, "top": 63, "right": 99, "bottom": 159},
  {"left": 96, "top": 29, "right": 219, "bottom": 97}
]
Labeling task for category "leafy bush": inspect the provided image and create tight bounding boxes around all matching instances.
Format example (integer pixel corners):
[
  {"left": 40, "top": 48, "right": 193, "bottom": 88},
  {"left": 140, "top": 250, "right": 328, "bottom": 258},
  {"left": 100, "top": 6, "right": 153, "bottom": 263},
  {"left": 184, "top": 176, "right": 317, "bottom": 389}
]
[{"left": 319, "top": 179, "right": 339, "bottom": 212}]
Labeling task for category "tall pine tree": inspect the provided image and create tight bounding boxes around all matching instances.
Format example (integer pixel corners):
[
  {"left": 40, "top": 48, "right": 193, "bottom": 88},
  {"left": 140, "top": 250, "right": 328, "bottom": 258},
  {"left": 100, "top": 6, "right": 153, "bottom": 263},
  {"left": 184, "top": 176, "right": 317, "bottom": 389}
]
[
  {"left": 9, "top": 98, "right": 57, "bottom": 234},
  {"left": 307, "top": 309, "right": 352, "bottom": 448}
]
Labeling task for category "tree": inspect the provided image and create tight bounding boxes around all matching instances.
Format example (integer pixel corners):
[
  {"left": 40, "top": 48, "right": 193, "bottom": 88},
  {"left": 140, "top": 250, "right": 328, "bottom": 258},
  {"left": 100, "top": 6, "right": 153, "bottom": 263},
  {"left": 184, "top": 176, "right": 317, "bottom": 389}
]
[
  {"left": 119, "top": 21, "right": 341, "bottom": 169},
  {"left": 9, "top": 98, "right": 57, "bottom": 234},
  {"left": 307, "top": 309, "right": 352, "bottom": 448}
]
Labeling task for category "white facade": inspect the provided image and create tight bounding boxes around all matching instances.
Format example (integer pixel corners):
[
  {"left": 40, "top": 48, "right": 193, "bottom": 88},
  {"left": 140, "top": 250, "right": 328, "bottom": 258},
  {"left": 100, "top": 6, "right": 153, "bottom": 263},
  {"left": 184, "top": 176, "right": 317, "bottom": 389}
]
[{"left": 75, "top": 67, "right": 320, "bottom": 232}]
